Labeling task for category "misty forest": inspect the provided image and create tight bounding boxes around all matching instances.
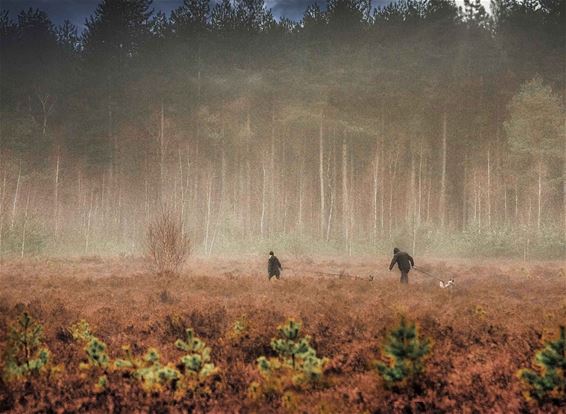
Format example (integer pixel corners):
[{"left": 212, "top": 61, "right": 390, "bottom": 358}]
[{"left": 0, "top": 0, "right": 564, "bottom": 259}]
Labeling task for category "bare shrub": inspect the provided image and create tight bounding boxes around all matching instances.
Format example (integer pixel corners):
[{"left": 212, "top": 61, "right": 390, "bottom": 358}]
[{"left": 145, "top": 211, "right": 190, "bottom": 275}]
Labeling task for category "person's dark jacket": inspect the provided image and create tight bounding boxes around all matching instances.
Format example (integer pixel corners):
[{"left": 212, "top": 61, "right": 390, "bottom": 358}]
[
  {"left": 268, "top": 255, "right": 282, "bottom": 277},
  {"left": 389, "top": 251, "right": 414, "bottom": 272}
]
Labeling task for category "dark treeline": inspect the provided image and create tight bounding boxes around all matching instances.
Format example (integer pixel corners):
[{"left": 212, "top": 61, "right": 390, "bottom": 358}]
[{"left": 0, "top": 0, "right": 564, "bottom": 257}]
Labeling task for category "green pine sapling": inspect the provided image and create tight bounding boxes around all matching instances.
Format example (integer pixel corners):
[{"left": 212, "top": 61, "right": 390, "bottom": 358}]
[
  {"left": 518, "top": 325, "right": 565, "bottom": 404},
  {"left": 249, "top": 319, "right": 327, "bottom": 402},
  {"left": 228, "top": 316, "right": 248, "bottom": 341},
  {"left": 2, "top": 312, "right": 50, "bottom": 381},
  {"left": 175, "top": 328, "right": 218, "bottom": 386},
  {"left": 115, "top": 346, "right": 181, "bottom": 393},
  {"left": 376, "top": 317, "right": 431, "bottom": 390},
  {"left": 69, "top": 320, "right": 110, "bottom": 391},
  {"left": 114, "top": 328, "right": 217, "bottom": 396}
]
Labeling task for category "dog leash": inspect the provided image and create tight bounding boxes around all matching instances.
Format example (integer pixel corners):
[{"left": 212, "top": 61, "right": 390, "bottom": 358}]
[
  {"left": 412, "top": 266, "right": 450, "bottom": 283},
  {"left": 286, "top": 267, "right": 373, "bottom": 281}
]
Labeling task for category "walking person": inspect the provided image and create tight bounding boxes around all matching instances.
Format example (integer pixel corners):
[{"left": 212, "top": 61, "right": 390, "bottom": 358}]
[
  {"left": 268, "top": 251, "right": 282, "bottom": 280},
  {"left": 388, "top": 247, "right": 414, "bottom": 284}
]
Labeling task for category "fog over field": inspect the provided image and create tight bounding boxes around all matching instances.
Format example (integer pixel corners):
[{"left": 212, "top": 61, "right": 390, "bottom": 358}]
[{"left": 1, "top": 0, "right": 564, "bottom": 259}]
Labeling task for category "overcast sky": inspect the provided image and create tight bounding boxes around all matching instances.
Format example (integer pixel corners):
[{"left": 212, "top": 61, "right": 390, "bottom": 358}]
[{"left": 2, "top": 0, "right": 492, "bottom": 29}]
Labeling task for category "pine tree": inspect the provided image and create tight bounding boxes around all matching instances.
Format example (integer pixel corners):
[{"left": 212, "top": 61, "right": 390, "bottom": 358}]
[
  {"left": 114, "top": 328, "right": 217, "bottom": 395},
  {"left": 2, "top": 312, "right": 50, "bottom": 381},
  {"left": 249, "top": 319, "right": 327, "bottom": 403},
  {"left": 504, "top": 77, "right": 565, "bottom": 232},
  {"left": 518, "top": 326, "right": 565, "bottom": 403},
  {"left": 175, "top": 328, "right": 218, "bottom": 382},
  {"left": 376, "top": 317, "right": 431, "bottom": 390},
  {"left": 69, "top": 320, "right": 110, "bottom": 391}
]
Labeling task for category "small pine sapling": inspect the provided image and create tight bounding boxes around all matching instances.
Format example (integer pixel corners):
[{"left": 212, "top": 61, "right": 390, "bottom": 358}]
[
  {"left": 376, "top": 317, "right": 431, "bottom": 391},
  {"left": 175, "top": 328, "right": 218, "bottom": 390},
  {"left": 2, "top": 312, "right": 50, "bottom": 382},
  {"left": 83, "top": 337, "right": 109, "bottom": 370},
  {"left": 136, "top": 348, "right": 180, "bottom": 392},
  {"left": 115, "top": 345, "right": 181, "bottom": 393},
  {"left": 69, "top": 319, "right": 92, "bottom": 342},
  {"left": 518, "top": 325, "right": 565, "bottom": 404},
  {"left": 271, "top": 319, "right": 327, "bottom": 385},
  {"left": 69, "top": 320, "right": 110, "bottom": 391},
  {"left": 228, "top": 316, "right": 248, "bottom": 341},
  {"left": 249, "top": 319, "right": 328, "bottom": 403}
]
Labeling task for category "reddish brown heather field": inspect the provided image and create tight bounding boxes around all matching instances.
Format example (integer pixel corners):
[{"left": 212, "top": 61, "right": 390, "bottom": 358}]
[{"left": 0, "top": 256, "right": 565, "bottom": 413}]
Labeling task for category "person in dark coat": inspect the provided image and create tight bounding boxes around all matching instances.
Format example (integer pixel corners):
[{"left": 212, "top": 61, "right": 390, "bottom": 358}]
[
  {"left": 389, "top": 247, "right": 414, "bottom": 284},
  {"left": 268, "top": 251, "right": 282, "bottom": 280}
]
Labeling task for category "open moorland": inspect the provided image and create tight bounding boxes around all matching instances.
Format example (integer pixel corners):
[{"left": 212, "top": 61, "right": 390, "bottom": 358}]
[{"left": 0, "top": 256, "right": 565, "bottom": 413}]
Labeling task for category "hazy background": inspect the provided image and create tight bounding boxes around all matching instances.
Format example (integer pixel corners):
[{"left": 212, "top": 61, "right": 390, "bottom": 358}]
[{"left": 0, "top": 0, "right": 564, "bottom": 259}]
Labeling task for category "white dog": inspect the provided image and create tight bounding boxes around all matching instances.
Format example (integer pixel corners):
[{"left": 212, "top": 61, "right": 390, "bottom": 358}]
[{"left": 439, "top": 279, "right": 455, "bottom": 289}]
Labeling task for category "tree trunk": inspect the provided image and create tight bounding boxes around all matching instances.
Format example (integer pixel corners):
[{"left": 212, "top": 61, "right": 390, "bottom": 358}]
[
  {"left": 270, "top": 109, "right": 276, "bottom": 237},
  {"left": 380, "top": 142, "right": 385, "bottom": 232},
  {"left": 327, "top": 134, "right": 338, "bottom": 241},
  {"left": 342, "top": 134, "right": 349, "bottom": 245},
  {"left": 440, "top": 111, "right": 447, "bottom": 228},
  {"left": 319, "top": 109, "right": 325, "bottom": 238},
  {"left": 418, "top": 140, "right": 423, "bottom": 227},
  {"left": 487, "top": 146, "right": 491, "bottom": 229},
  {"left": 503, "top": 184, "right": 507, "bottom": 226},
  {"left": 426, "top": 166, "right": 432, "bottom": 225},
  {"left": 563, "top": 118, "right": 566, "bottom": 240},
  {"left": 260, "top": 161, "right": 266, "bottom": 239},
  {"left": 515, "top": 178, "right": 518, "bottom": 223},
  {"left": 11, "top": 161, "right": 21, "bottom": 230},
  {"left": 54, "top": 151, "right": 60, "bottom": 238},
  {"left": 298, "top": 135, "right": 305, "bottom": 235},
  {"left": 473, "top": 169, "right": 477, "bottom": 226},
  {"left": 411, "top": 147, "right": 417, "bottom": 254},
  {"left": 372, "top": 140, "right": 379, "bottom": 243},
  {"left": 537, "top": 156, "right": 542, "bottom": 232},
  {"left": 20, "top": 188, "right": 31, "bottom": 258},
  {"left": 204, "top": 175, "right": 213, "bottom": 255},
  {"left": 0, "top": 173, "right": 6, "bottom": 262},
  {"left": 85, "top": 189, "right": 94, "bottom": 254},
  {"left": 246, "top": 110, "right": 251, "bottom": 236},
  {"left": 388, "top": 148, "right": 399, "bottom": 239},
  {"left": 159, "top": 100, "right": 166, "bottom": 203}
]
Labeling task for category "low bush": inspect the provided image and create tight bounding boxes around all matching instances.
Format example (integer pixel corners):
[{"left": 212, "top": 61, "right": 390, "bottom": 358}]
[{"left": 145, "top": 210, "right": 191, "bottom": 275}]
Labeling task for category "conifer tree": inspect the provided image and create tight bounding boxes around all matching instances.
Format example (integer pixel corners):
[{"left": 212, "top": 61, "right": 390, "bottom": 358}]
[
  {"left": 249, "top": 318, "right": 327, "bottom": 403},
  {"left": 518, "top": 326, "right": 565, "bottom": 404},
  {"left": 2, "top": 312, "right": 50, "bottom": 381},
  {"left": 376, "top": 317, "right": 431, "bottom": 389},
  {"left": 69, "top": 320, "right": 110, "bottom": 391}
]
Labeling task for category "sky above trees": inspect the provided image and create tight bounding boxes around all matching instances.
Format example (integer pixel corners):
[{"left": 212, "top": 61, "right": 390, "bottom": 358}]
[{"left": 3, "top": 0, "right": 491, "bottom": 27}]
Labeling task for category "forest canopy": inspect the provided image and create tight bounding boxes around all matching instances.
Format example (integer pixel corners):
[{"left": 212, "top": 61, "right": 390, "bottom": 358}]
[{"left": 0, "top": 0, "right": 564, "bottom": 258}]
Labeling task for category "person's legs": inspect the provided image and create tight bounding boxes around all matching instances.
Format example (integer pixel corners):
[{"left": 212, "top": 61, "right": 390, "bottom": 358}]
[{"left": 400, "top": 271, "right": 408, "bottom": 284}]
